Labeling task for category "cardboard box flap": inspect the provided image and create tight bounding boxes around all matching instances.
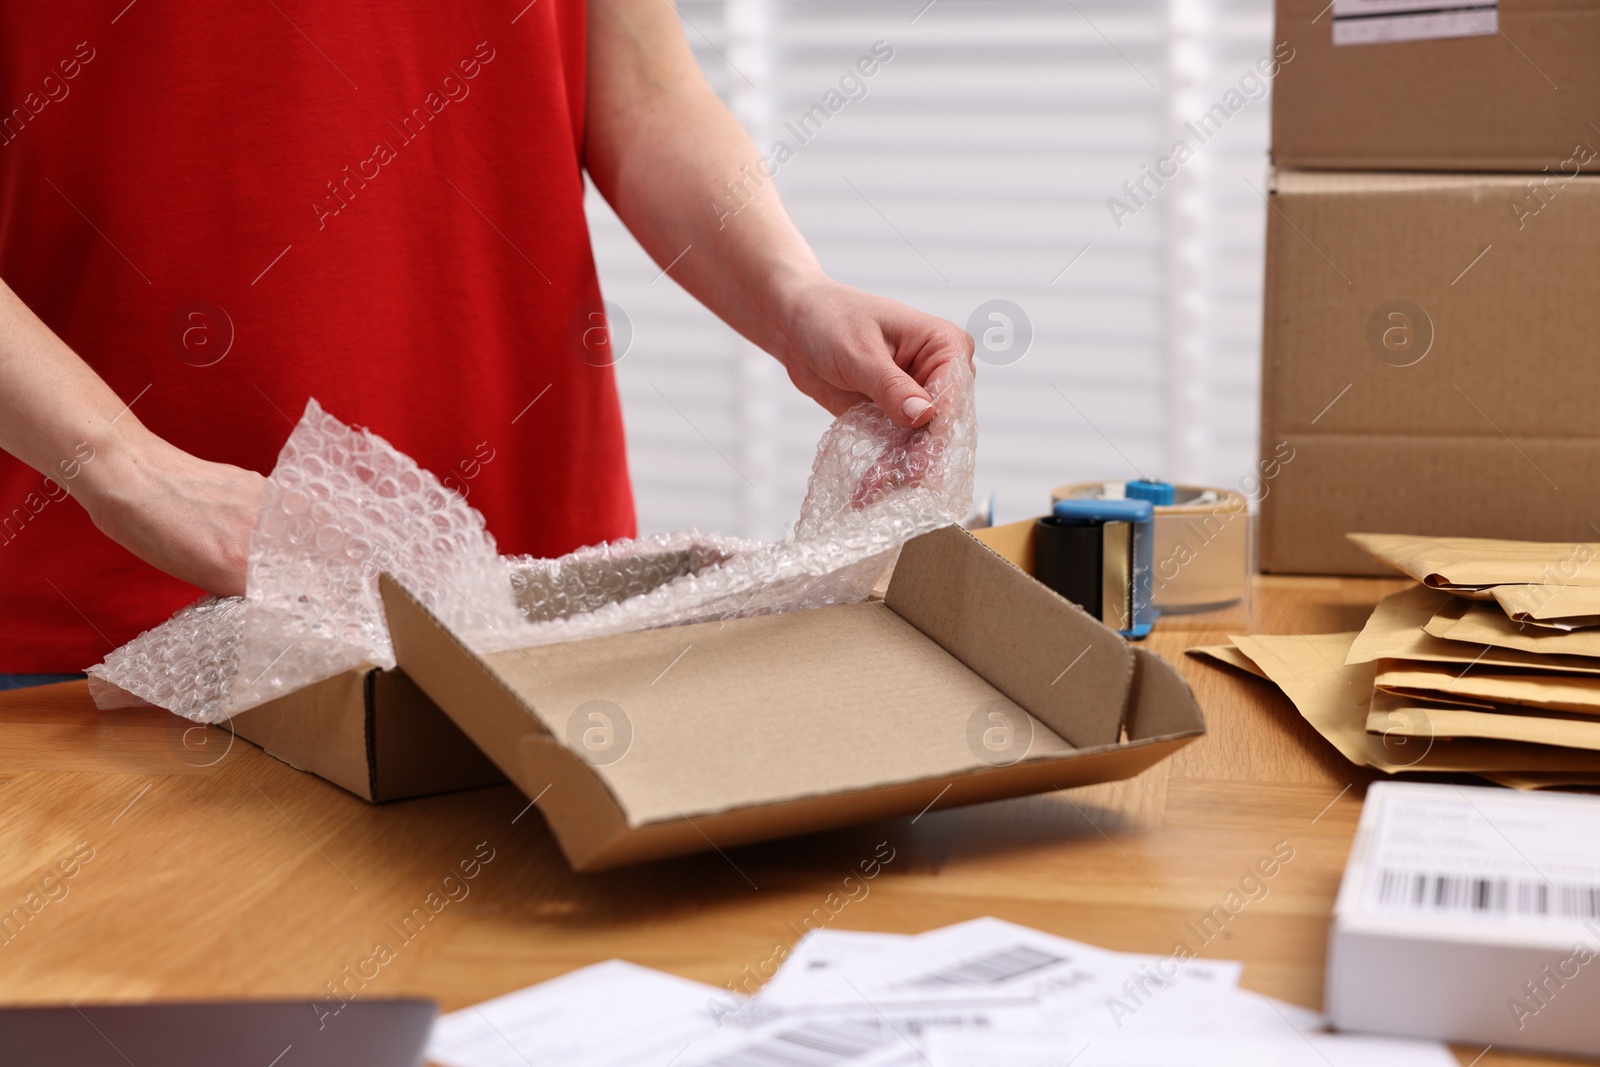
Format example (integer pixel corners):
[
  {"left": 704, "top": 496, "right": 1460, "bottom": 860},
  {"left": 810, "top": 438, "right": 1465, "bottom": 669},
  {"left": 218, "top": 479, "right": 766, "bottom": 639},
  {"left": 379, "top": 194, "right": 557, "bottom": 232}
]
[
  {"left": 517, "top": 725, "right": 1198, "bottom": 871},
  {"left": 457, "top": 596, "right": 1075, "bottom": 826},
  {"left": 1124, "top": 647, "right": 1205, "bottom": 742},
  {"left": 886, "top": 523, "right": 1133, "bottom": 748}
]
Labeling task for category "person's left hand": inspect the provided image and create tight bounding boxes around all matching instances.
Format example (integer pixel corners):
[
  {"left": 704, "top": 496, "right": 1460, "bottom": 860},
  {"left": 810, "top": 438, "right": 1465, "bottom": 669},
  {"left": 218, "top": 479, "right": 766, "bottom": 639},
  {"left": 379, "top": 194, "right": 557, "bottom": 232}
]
[{"left": 777, "top": 277, "right": 974, "bottom": 429}]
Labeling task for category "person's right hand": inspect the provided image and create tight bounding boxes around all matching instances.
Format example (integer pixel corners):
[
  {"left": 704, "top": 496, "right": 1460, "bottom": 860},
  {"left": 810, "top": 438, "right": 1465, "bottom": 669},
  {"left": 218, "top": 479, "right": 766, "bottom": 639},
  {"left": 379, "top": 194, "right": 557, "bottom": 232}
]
[
  {"left": 75, "top": 433, "right": 265, "bottom": 597},
  {"left": 848, "top": 352, "right": 976, "bottom": 510}
]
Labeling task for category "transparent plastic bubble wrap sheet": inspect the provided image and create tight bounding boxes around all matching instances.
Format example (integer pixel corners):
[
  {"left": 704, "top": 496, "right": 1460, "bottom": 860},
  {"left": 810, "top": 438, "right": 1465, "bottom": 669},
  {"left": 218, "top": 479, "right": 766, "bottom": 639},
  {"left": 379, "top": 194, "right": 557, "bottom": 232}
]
[{"left": 87, "top": 361, "right": 976, "bottom": 723}]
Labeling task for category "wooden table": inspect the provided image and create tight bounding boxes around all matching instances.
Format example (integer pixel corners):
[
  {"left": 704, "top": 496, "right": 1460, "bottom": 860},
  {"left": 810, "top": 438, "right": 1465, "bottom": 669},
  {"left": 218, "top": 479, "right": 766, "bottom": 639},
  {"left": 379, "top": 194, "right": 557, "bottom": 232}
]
[{"left": 0, "top": 575, "right": 1561, "bottom": 1065}]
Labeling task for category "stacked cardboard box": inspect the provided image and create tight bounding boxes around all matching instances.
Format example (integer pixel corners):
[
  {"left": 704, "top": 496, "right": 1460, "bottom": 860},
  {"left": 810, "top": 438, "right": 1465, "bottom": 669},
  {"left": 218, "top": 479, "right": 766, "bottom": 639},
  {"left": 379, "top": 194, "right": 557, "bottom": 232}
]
[{"left": 1259, "top": 0, "right": 1600, "bottom": 574}]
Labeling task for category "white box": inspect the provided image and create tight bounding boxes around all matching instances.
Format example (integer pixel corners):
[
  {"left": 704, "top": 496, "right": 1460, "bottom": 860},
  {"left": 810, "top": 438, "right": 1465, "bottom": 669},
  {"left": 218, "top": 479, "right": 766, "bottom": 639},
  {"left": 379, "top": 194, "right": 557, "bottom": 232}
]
[{"left": 1328, "top": 782, "right": 1600, "bottom": 1057}]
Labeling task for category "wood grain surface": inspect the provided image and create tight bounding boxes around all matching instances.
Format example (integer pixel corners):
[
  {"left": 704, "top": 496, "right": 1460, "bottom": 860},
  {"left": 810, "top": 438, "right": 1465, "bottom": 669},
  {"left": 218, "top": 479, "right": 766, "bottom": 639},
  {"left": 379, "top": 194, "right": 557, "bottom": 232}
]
[{"left": 0, "top": 575, "right": 1564, "bottom": 1065}]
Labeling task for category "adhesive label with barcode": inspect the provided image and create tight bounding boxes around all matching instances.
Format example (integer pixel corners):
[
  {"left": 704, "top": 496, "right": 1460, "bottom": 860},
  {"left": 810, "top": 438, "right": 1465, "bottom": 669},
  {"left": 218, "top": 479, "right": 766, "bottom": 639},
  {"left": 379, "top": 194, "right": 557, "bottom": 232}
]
[
  {"left": 1332, "top": 1, "right": 1499, "bottom": 46},
  {"left": 1354, "top": 783, "right": 1600, "bottom": 928}
]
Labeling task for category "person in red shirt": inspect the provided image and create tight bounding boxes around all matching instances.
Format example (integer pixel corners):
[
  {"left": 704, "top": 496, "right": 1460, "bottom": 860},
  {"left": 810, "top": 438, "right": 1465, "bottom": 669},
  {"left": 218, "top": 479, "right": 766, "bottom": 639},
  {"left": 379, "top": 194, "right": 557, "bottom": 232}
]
[{"left": 0, "top": 0, "right": 972, "bottom": 688}]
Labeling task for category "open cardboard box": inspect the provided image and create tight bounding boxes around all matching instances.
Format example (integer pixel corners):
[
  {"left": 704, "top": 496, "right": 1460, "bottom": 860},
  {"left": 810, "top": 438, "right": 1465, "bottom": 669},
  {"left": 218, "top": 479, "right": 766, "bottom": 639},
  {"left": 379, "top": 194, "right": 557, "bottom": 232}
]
[
  {"left": 219, "top": 548, "right": 719, "bottom": 801},
  {"left": 378, "top": 522, "right": 1207, "bottom": 871}
]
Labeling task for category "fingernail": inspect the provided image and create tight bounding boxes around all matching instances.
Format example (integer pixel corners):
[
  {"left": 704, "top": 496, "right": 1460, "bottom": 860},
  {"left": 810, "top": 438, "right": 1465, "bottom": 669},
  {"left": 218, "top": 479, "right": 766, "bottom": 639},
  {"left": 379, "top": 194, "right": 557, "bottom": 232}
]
[{"left": 902, "top": 397, "right": 933, "bottom": 423}]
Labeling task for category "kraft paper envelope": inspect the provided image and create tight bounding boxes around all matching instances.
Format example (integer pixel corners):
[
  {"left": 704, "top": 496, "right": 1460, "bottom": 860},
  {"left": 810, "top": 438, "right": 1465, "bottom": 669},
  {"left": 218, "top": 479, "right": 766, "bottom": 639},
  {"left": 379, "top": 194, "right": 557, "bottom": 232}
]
[
  {"left": 1184, "top": 643, "right": 1269, "bottom": 679},
  {"left": 1375, "top": 661, "right": 1600, "bottom": 715},
  {"left": 1511, "top": 616, "right": 1600, "bottom": 633},
  {"left": 1491, "top": 583, "right": 1600, "bottom": 624},
  {"left": 1347, "top": 586, "right": 1600, "bottom": 674},
  {"left": 1372, "top": 670, "right": 1496, "bottom": 711},
  {"left": 1227, "top": 632, "right": 1386, "bottom": 769},
  {"left": 1367, "top": 693, "right": 1600, "bottom": 752},
  {"left": 1230, "top": 632, "right": 1600, "bottom": 774},
  {"left": 1348, "top": 532, "right": 1600, "bottom": 589},
  {"left": 1425, "top": 599, "right": 1600, "bottom": 659}
]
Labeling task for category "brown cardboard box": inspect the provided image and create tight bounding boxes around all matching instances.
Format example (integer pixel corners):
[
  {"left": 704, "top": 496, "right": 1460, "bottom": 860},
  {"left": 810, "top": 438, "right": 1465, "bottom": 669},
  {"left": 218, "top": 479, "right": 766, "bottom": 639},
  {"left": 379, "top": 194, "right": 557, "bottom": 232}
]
[
  {"left": 378, "top": 523, "right": 1206, "bottom": 871},
  {"left": 1259, "top": 169, "right": 1600, "bottom": 575},
  {"left": 217, "top": 546, "right": 735, "bottom": 802},
  {"left": 1272, "top": 0, "right": 1600, "bottom": 172},
  {"left": 229, "top": 667, "right": 504, "bottom": 802}
]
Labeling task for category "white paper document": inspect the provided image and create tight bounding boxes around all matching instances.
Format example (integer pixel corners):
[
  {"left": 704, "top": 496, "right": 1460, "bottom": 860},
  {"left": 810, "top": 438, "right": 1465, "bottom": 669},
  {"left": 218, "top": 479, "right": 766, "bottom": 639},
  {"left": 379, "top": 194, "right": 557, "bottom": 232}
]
[
  {"left": 428, "top": 919, "right": 1452, "bottom": 1067},
  {"left": 831, "top": 916, "right": 1241, "bottom": 1011},
  {"left": 754, "top": 929, "right": 912, "bottom": 1007},
  {"left": 926, "top": 1032, "right": 1458, "bottom": 1067},
  {"left": 427, "top": 959, "right": 730, "bottom": 1067}
]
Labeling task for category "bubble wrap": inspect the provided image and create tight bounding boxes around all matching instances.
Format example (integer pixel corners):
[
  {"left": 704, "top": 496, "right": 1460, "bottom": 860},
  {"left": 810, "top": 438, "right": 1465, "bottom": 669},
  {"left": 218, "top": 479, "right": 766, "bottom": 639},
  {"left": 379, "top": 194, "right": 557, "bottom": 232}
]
[{"left": 88, "top": 360, "right": 975, "bottom": 723}]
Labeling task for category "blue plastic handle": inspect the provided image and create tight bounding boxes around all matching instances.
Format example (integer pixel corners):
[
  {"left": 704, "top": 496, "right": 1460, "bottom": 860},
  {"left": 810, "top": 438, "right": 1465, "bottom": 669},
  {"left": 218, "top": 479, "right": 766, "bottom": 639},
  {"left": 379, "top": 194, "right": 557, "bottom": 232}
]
[
  {"left": 1051, "top": 498, "right": 1154, "bottom": 525},
  {"left": 1124, "top": 478, "right": 1176, "bottom": 506}
]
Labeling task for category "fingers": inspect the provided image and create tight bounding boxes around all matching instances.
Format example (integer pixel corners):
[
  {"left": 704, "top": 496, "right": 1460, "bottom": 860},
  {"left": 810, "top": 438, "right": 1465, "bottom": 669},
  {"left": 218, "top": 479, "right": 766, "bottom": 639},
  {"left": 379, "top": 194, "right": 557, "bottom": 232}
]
[
  {"left": 848, "top": 335, "right": 975, "bottom": 509},
  {"left": 803, "top": 338, "right": 934, "bottom": 426},
  {"left": 921, "top": 350, "right": 975, "bottom": 413},
  {"left": 880, "top": 319, "right": 974, "bottom": 422},
  {"left": 796, "top": 375, "right": 872, "bottom": 418},
  {"left": 876, "top": 364, "right": 936, "bottom": 428},
  {"left": 782, "top": 277, "right": 976, "bottom": 428}
]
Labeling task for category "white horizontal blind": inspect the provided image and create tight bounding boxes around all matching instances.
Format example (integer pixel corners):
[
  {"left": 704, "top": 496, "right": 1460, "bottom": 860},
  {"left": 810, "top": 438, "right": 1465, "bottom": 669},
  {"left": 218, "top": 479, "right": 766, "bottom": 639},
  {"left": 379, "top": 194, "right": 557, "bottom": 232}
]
[
  {"left": 587, "top": 0, "right": 1274, "bottom": 541},
  {"left": 1176, "top": 0, "right": 1276, "bottom": 490}
]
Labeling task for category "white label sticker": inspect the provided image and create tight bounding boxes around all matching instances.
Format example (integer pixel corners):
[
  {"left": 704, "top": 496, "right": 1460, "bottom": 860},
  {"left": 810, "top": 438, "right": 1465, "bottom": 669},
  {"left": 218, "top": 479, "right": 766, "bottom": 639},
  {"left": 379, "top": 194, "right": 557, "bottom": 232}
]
[
  {"left": 1353, "top": 783, "right": 1600, "bottom": 931},
  {"left": 1332, "top": 1, "right": 1499, "bottom": 46}
]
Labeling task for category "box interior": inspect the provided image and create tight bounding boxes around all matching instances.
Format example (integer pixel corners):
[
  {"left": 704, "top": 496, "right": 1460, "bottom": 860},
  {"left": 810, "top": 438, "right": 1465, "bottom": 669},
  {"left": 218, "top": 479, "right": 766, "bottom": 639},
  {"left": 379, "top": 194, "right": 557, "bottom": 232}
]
[
  {"left": 484, "top": 601, "right": 1075, "bottom": 825},
  {"left": 380, "top": 523, "right": 1206, "bottom": 869}
]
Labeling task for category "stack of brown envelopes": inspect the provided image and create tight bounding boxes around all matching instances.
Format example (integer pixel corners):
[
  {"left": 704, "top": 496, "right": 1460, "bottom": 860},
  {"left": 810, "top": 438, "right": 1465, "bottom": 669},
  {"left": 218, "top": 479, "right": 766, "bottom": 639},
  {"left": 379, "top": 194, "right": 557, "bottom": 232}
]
[{"left": 1190, "top": 534, "right": 1600, "bottom": 790}]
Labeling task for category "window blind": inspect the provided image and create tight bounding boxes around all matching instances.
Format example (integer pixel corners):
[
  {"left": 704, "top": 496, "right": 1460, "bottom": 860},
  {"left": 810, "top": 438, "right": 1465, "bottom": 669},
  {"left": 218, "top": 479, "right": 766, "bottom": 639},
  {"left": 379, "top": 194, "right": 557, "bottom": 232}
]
[{"left": 587, "top": 0, "right": 1275, "bottom": 540}]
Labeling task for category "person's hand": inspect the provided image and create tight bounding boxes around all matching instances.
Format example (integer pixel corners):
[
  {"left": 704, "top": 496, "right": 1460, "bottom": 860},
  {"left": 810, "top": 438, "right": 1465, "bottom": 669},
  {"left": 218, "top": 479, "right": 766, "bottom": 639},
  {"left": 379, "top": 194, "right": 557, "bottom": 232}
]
[
  {"left": 74, "top": 432, "right": 265, "bottom": 597},
  {"left": 777, "top": 277, "right": 975, "bottom": 507},
  {"left": 777, "top": 277, "right": 974, "bottom": 429}
]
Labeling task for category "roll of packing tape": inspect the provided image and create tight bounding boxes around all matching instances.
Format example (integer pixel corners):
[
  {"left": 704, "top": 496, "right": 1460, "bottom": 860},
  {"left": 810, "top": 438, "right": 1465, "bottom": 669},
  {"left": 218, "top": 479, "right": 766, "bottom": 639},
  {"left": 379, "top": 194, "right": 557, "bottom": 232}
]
[{"left": 1051, "top": 480, "right": 1249, "bottom": 612}]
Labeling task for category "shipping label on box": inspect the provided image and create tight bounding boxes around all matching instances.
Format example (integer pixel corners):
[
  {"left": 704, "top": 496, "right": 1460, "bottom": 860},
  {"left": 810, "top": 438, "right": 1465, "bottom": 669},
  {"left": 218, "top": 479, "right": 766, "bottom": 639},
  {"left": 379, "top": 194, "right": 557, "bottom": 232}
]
[
  {"left": 1332, "top": 1, "right": 1499, "bottom": 46},
  {"left": 1329, "top": 782, "right": 1600, "bottom": 1055},
  {"left": 1347, "top": 783, "right": 1600, "bottom": 929}
]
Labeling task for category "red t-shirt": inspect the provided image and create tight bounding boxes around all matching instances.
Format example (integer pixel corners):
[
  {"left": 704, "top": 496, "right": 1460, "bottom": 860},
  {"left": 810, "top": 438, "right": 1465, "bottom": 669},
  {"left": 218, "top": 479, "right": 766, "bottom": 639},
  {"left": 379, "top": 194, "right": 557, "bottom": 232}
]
[{"left": 0, "top": 2, "right": 635, "bottom": 672}]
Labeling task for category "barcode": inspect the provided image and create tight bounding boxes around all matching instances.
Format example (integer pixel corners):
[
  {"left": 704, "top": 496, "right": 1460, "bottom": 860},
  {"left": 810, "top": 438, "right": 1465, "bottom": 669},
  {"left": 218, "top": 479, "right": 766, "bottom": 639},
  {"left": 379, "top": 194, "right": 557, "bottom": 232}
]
[
  {"left": 887, "top": 1013, "right": 991, "bottom": 1039},
  {"left": 702, "top": 1020, "right": 895, "bottom": 1067},
  {"left": 1375, "top": 869, "right": 1600, "bottom": 920},
  {"left": 911, "top": 944, "right": 1064, "bottom": 988}
]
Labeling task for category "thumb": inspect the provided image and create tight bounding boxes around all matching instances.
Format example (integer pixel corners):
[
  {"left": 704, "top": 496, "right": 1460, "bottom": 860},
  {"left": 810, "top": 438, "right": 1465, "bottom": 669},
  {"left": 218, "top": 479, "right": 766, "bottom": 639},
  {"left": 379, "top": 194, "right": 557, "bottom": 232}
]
[{"left": 852, "top": 361, "right": 935, "bottom": 428}]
